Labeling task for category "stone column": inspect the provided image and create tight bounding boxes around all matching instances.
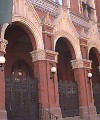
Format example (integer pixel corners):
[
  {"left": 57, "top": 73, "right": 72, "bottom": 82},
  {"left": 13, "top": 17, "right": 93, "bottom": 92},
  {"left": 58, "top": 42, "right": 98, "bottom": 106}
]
[
  {"left": 0, "top": 38, "right": 8, "bottom": 120},
  {"left": 30, "top": 50, "right": 62, "bottom": 118},
  {"left": 71, "top": 59, "right": 98, "bottom": 120}
]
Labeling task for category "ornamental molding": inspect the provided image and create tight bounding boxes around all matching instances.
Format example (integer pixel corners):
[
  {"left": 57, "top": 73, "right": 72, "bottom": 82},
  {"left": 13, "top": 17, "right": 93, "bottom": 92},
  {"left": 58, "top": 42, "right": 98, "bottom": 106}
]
[
  {"left": 13, "top": 0, "right": 41, "bottom": 24},
  {"left": 30, "top": 50, "right": 58, "bottom": 62},
  {"left": 31, "top": 0, "right": 59, "bottom": 17},
  {"left": 70, "top": 11, "right": 89, "bottom": 29},
  {"left": 0, "top": 38, "right": 8, "bottom": 53},
  {"left": 71, "top": 59, "right": 92, "bottom": 69},
  {"left": 87, "top": 23, "right": 100, "bottom": 42},
  {"left": 30, "top": 50, "right": 46, "bottom": 62},
  {"left": 13, "top": 0, "right": 42, "bottom": 41},
  {"left": 41, "top": 13, "right": 53, "bottom": 27},
  {"left": 53, "top": 8, "right": 79, "bottom": 40},
  {"left": 31, "top": 0, "right": 90, "bottom": 28}
]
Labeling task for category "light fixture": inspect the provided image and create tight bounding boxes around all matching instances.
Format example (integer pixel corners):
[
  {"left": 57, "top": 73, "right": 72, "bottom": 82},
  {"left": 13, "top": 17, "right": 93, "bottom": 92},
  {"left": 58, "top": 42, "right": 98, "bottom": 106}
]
[
  {"left": 87, "top": 72, "right": 92, "bottom": 81},
  {"left": 87, "top": 72, "right": 92, "bottom": 78},
  {"left": 50, "top": 67, "right": 56, "bottom": 79},
  {"left": 18, "top": 70, "right": 23, "bottom": 76},
  {"left": 0, "top": 56, "right": 6, "bottom": 71}
]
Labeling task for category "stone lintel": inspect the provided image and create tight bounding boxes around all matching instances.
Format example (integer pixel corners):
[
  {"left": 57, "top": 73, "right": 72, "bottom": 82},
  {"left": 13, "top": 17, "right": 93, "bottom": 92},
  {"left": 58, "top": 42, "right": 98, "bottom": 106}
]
[
  {"left": 30, "top": 50, "right": 58, "bottom": 63},
  {"left": 71, "top": 59, "right": 92, "bottom": 69},
  {"left": 0, "top": 38, "right": 8, "bottom": 53}
]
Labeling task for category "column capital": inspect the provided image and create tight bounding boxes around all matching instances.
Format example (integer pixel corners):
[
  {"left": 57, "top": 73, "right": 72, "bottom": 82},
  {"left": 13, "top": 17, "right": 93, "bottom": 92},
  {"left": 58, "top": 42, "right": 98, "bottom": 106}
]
[
  {"left": 0, "top": 38, "right": 8, "bottom": 53},
  {"left": 71, "top": 59, "right": 92, "bottom": 69},
  {"left": 30, "top": 50, "right": 58, "bottom": 63}
]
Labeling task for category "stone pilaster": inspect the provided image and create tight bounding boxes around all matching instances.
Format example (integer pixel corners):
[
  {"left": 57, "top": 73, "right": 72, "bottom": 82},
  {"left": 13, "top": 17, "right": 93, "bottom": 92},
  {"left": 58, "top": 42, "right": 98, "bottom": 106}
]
[
  {"left": 71, "top": 59, "right": 98, "bottom": 120},
  {"left": 0, "top": 38, "right": 8, "bottom": 120},
  {"left": 41, "top": 13, "right": 54, "bottom": 51},
  {"left": 30, "top": 50, "right": 62, "bottom": 118}
]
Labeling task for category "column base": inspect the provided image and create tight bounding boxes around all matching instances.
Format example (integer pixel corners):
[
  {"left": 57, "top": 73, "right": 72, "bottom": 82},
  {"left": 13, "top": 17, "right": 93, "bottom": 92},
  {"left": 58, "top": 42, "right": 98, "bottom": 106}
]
[
  {"left": 50, "top": 107, "right": 62, "bottom": 118},
  {"left": 79, "top": 104, "right": 98, "bottom": 120},
  {"left": 0, "top": 110, "right": 7, "bottom": 120}
]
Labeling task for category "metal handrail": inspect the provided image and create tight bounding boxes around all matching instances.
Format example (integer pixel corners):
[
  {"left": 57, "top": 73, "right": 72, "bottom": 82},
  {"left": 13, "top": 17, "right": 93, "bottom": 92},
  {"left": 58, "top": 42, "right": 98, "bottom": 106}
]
[{"left": 39, "top": 104, "right": 58, "bottom": 120}]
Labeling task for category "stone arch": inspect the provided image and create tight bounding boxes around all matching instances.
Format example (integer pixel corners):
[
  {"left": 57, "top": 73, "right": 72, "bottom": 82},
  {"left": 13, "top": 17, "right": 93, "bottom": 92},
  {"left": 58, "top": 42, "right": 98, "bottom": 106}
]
[
  {"left": 88, "top": 41, "right": 100, "bottom": 63},
  {"left": 1, "top": 15, "right": 44, "bottom": 50},
  {"left": 54, "top": 31, "right": 82, "bottom": 60}
]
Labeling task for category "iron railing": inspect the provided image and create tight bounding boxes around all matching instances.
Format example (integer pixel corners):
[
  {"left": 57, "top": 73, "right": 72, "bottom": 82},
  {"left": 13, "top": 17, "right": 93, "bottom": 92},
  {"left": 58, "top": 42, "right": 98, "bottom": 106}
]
[{"left": 39, "top": 104, "right": 58, "bottom": 120}]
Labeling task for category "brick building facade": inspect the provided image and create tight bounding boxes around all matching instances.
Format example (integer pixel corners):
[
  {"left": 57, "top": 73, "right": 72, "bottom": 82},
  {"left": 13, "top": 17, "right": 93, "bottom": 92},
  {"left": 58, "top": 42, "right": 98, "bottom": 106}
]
[{"left": 0, "top": 0, "right": 100, "bottom": 120}]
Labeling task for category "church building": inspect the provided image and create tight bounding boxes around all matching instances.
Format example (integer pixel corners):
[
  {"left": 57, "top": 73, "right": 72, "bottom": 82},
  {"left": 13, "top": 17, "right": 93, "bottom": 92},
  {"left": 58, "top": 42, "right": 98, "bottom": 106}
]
[{"left": 0, "top": 0, "right": 100, "bottom": 120}]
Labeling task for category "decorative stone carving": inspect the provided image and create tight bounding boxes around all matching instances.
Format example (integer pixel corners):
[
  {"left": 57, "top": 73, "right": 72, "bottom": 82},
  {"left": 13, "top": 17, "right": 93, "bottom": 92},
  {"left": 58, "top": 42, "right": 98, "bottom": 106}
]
[
  {"left": 54, "top": 8, "right": 79, "bottom": 41},
  {"left": 41, "top": 13, "right": 53, "bottom": 27},
  {"left": 0, "top": 38, "right": 8, "bottom": 53},
  {"left": 30, "top": 50, "right": 58, "bottom": 62},
  {"left": 30, "top": 50, "right": 46, "bottom": 62},
  {"left": 31, "top": 0, "right": 59, "bottom": 16},
  {"left": 71, "top": 59, "right": 92, "bottom": 69},
  {"left": 87, "top": 23, "right": 100, "bottom": 41},
  {"left": 45, "top": 50, "right": 58, "bottom": 62}
]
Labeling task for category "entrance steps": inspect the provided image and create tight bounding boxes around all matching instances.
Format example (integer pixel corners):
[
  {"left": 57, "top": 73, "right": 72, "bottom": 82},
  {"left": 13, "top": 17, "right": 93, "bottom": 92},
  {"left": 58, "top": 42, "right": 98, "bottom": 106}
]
[{"left": 58, "top": 116, "right": 82, "bottom": 120}]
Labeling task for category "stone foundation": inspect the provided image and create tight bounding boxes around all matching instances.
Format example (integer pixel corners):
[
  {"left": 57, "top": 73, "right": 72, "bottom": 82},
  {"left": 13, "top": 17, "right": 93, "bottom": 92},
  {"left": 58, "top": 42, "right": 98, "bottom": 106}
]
[{"left": 0, "top": 110, "right": 7, "bottom": 120}]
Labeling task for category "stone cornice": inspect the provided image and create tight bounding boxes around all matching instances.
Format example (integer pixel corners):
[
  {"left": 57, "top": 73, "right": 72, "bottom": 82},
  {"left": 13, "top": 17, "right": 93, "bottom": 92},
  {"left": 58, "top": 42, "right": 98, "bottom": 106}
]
[
  {"left": 71, "top": 59, "right": 92, "bottom": 69},
  {"left": 31, "top": 0, "right": 100, "bottom": 31},
  {"left": 69, "top": 11, "right": 89, "bottom": 29},
  {"left": 30, "top": 50, "right": 58, "bottom": 62},
  {"left": 31, "top": 0, "right": 59, "bottom": 17}
]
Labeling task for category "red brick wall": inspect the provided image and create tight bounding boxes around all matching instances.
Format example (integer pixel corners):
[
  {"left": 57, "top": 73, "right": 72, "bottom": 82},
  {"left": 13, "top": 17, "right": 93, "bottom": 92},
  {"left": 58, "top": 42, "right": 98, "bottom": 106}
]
[{"left": 95, "top": 0, "right": 100, "bottom": 22}]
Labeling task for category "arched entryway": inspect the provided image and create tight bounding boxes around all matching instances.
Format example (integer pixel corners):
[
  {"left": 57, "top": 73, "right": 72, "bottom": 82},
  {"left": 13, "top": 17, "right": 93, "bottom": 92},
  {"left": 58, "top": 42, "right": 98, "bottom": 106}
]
[
  {"left": 4, "top": 22, "right": 39, "bottom": 120},
  {"left": 89, "top": 47, "right": 100, "bottom": 114},
  {"left": 55, "top": 37, "right": 79, "bottom": 118}
]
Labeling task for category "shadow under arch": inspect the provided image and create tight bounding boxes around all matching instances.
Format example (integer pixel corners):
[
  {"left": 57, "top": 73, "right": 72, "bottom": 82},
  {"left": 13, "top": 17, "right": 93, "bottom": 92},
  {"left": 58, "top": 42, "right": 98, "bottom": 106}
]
[
  {"left": 55, "top": 37, "right": 79, "bottom": 118},
  {"left": 89, "top": 47, "right": 100, "bottom": 64},
  {"left": 89, "top": 47, "right": 100, "bottom": 114},
  {"left": 4, "top": 22, "right": 39, "bottom": 120},
  {"left": 4, "top": 22, "right": 35, "bottom": 79},
  {"left": 12, "top": 60, "right": 33, "bottom": 77}
]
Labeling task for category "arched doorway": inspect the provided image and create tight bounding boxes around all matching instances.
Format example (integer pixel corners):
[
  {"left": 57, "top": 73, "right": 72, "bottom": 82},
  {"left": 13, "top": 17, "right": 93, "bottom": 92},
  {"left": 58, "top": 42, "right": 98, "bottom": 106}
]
[
  {"left": 89, "top": 48, "right": 100, "bottom": 114},
  {"left": 4, "top": 22, "right": 39, "bottom": 120},
  {"left": 55, "top": 38, "right": 79, "bottom": 118}
]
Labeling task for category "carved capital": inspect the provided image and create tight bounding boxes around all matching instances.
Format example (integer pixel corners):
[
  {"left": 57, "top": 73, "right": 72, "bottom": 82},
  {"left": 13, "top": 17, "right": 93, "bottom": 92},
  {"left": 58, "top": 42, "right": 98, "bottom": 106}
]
[
  {"left": 71, "top": 59, "right": 92, "bottom": 69},
  {"left": 30, "top": 50, "right": 46, "bottom": 62},
  {"left": 30, "top": 50, "right": 58, "bottom": 63},
  {"left": 0, "top": 38, "right": 8, "bottom": 53}
]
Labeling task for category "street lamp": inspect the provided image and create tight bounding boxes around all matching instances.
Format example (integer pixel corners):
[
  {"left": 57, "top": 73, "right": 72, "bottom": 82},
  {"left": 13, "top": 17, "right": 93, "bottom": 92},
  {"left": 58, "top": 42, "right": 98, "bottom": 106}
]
[
  {"left": 50, "top": 67, "right": 56, "bottom": 79},
  {"left": 0, "top": 56, "right": 6, "bottom": 71}
]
